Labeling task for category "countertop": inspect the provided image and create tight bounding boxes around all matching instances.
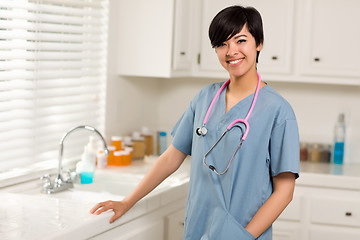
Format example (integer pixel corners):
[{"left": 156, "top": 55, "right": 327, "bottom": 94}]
[
  {"left": 0, "top": 159, "right": 191, "bottom": 240},
  {"left": 298, "top": 161, "right": 360, "bottom": 190},
  {"left": 1, "top": 159, "right": 360, "bottom": 239}
]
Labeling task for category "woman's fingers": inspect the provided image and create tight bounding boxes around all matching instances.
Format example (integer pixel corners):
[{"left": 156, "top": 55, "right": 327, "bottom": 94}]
[
  {"left": 89, "top": 200, "right": 112, "bottom": 214},
  {"left": 109, "top": 211, "right": 122, "bottom": 223},
  {"left": 90, "top": 200, "right": 128, "bottom": 223}
]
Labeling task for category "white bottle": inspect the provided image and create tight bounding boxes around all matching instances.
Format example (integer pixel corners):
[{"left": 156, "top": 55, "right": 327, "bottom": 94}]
[
  {"left": 87, "top": 136, "right": 98, "bottom": 162},
  {"left": 76, "top": 145, "right": 96, "bottom": 184},
  {"left": 96, "top": 150, "right": 107, "bottom": 169}
]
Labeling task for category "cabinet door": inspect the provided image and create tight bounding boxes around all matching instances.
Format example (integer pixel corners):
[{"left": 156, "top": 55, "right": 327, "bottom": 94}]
[
  {"left": 301, "top": 0, "right": 360, "bottom": 78},
  {"left": 90, "top": 219, "right": 165, "bottom": 240},
  {"left": 310, "top": 226, "right": 360, "bottom": 240},
  {"left": 165, "top": 208, "right": 185, "bottom": 240},
  {"left": 199, "top": 0, "right": 294, "bottom": 75},
  {"left": 172, "top": 0, "right": 192, "bottom": 71},
  {"left": 273, "top": 221, "right": 302, "bottom": 240},
  {"left": 116, "top": 0, "right": 174, "bottom": 78}
]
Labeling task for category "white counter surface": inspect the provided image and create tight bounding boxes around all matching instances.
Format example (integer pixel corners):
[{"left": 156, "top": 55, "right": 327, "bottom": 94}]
[
  {"left": 0, "top": 159, "right": 191, "bottom": 240},
  {"left": 1, "top": 160, "right": 360, "bottom": 239},
  {"left": 298, "top": 162, "right": 360, "bottom": 190}
]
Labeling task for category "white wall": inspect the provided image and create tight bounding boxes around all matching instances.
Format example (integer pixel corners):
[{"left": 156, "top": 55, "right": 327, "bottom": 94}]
[{"left": 106, "top": 0, "right": 360, "bottom": 163}]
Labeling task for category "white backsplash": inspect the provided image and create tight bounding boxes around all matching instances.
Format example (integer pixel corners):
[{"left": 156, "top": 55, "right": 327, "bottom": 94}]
[{"left": 105, "top": 76, "right": 360, "bottom": 164}]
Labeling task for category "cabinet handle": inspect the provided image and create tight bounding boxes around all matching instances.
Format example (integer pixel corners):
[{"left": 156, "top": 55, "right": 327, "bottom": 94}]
[
  {"left": 345, "top": 212, "right": 352, "bottom": 217},
  {"left": 314, "top": 57, "right": 320, "bottom": 62},
  {"left": 271, "top": 56, "right": 278, "bottom": 60},
  {"left": 180, "top": 52, "right": 186, "bottom": 56}
]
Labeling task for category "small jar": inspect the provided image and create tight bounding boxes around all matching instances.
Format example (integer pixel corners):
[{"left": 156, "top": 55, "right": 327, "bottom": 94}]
[
  {"left": 132, "top": 132, "right": 145, "bottom": 160},
  {"left": 320, "top": 144, "right": 331, "bottom": 163},
  {"left": 141, "top": 126, "right": 154, "bottom": 156},
  {"left": 299, "top": 142, "right": 308, "bottom": 161},
  {"left": 310, "top": 143, "right": 321, "bottom": 163},
  {"left": 124, "top": 147, "right": 133, "bottom": 162}
]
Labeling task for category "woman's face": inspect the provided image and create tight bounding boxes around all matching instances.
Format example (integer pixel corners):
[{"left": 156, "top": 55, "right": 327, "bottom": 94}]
[{"left": 215, "top": 24, "right": 262, "bottom": 80}]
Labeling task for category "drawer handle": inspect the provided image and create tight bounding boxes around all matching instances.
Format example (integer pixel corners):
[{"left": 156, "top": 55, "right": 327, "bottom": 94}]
[
  {"left": 345, "top": 212, "right": 352, "bottom": 217},
  {"left": 271, "top": 56, "right": 278, "bottom": 60},
  {"left": 314, "top": 57, "right": 320, "bottom": 62}
]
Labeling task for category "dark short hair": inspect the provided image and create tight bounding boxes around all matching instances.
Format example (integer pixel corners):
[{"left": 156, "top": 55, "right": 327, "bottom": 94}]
[{"left": 209, "top": 5, "right": 264, "bottom": 49}]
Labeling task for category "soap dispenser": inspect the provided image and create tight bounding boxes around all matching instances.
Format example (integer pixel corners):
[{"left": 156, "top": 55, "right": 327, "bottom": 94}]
[
  {"left": 76, "top": 145, "right": 96, "bottom": 184},
  {"left": 333, "top": 113, "right": 346, "bottom": 164}
]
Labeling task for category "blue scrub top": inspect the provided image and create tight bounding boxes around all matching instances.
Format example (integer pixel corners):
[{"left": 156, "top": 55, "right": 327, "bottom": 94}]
[{"left": 171, "top": 82, "right": 300, "bottom": 240}]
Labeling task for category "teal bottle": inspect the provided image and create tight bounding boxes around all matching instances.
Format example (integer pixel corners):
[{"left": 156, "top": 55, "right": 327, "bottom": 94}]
[{"left": 333, "top": 113, "right": 345, "bottom": 164}]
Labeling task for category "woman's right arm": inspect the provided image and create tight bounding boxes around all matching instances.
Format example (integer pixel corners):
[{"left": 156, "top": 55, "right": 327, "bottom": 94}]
[{"left": 89, "top": 144, "right": 188, "bottom": 223}]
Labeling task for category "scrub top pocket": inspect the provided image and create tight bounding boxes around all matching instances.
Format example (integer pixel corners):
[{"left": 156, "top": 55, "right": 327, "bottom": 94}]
[{"left": 207, "top": 207, "right": 255, "bottom": 240}]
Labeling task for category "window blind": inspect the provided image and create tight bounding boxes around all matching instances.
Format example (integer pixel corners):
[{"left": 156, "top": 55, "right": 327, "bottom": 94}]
[{"left": 0, "top": 0, "right": 108, "bottom": 172}]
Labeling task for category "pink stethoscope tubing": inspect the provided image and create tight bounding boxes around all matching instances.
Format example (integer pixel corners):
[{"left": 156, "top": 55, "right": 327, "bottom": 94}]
[{"left": 200, "top": 73, "right": 262, "bottom": 175}]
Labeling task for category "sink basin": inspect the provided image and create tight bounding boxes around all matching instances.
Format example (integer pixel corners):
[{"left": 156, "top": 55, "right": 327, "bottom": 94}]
[{"left": 20, "top": 170, "right": 181, "bottom": 202}]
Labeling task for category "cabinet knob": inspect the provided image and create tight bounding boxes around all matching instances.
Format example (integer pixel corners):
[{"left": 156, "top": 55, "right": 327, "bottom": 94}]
[
  {"left": 314, "top": 57, "right": 320, "bottom": 62},
  {"left": 345, "top": 212, "right": 352, "bottom": 217},
  {"left": 180, "top": 52, "right": 186, "bottom": 56},
  {"left": 271, "top": 56, "right": 278, "bottom": 60}
]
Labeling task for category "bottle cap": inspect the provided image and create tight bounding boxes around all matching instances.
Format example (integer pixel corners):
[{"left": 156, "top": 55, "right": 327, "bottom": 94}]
[
  {"left": 107, "top": 145, "right": 116, "bottom": 151},
  {"left": 141, "top": 126, "right": 151, "bottom": 136},
  {"left": 338, "top": 113, "right": 345, "bottom": 123},
  {"left": 114, "top": 150, "right": 126, "bottom": 156},
  {"left": 132, "top": 132, "right": 144, "bottom": 141},
  {"left": 112, "top": 136, "right": 123, "bottom": 141},
  {"left": 123, "top": 136, "right": 133, "bottom": 146},
  {"left": 124, "top": 147, "right": 133, "bottom": 152},
  {"left": 97, "top": 150, "right": 106, "bottom": 158}
]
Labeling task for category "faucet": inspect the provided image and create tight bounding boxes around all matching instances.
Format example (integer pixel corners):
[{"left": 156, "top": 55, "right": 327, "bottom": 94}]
[{"left": 41, "top": 125, "right": 109, "bottom": 194}]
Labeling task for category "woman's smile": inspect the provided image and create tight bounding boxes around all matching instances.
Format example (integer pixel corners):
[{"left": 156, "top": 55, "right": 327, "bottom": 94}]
[{"left": 227, "top": 58, "right": 245, "bottom": 66}]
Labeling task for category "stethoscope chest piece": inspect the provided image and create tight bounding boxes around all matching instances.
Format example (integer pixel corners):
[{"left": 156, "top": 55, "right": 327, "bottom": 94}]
[{"left": 196, "top": 126, "right": 208, "bottom": 136}]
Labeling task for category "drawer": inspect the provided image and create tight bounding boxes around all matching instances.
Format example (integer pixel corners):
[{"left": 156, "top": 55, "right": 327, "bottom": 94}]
[
  {"left": 310, "top": 196, "right": 360, "bottom": 227},
  {"left": 278, "top": 195, "right": 302, "bottom": 221},
  {"left": 309, "top": 226, "right": 360, "bottom": 240}
]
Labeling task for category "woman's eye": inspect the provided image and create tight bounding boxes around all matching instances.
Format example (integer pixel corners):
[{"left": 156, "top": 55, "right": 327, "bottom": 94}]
[{"left": 238, "top": 39, "right": 246, "bottom": 43}]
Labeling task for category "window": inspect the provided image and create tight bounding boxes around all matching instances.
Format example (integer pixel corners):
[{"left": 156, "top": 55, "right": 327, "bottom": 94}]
[{"left": 0, "top": 0, "right": 108, "bottom": 172}]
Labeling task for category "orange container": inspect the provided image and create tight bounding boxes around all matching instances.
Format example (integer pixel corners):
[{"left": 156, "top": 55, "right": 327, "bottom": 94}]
[
  {"left": 112, "top": 136, "right": 123, "bottom": 151},
  {"left": 106, "top": 145, "right": 116, "bottom": 166},
  {"left": 114, "top": 150, "right": 131, "bottom": 166}
]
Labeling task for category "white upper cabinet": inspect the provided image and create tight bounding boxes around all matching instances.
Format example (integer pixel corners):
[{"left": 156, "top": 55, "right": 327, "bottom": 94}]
[
  {"left": 114, "top": 0, "right": 359, "bottom": 85},
  {"left": 116, "top": 0, "right": 191, "bottom": 78},
  {"left": 197, "top": 0, "right": 295, "bottom": 78},
  {"left": 300, "top": 0, "right": 360, "bottom": 78}
]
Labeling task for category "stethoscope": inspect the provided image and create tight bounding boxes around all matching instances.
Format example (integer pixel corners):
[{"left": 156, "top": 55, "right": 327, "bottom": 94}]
[{"left": 197, "top": 73, "right": 261, "bottom": 175}]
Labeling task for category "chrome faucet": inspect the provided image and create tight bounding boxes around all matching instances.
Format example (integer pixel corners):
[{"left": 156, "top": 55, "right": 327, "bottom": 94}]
[{"left": 41, "top": 125, "right": 109, "bottom": 194}]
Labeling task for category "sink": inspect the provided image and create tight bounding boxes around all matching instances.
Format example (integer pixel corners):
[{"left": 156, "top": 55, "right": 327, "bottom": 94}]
[{"left": 19, "top": 170, "right": 180, "bottom": 202}]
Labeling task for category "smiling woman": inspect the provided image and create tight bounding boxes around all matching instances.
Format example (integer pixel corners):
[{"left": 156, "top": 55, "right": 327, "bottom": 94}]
[{"left": 0, "top": 0, "right": 109, "bottom": 173}]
